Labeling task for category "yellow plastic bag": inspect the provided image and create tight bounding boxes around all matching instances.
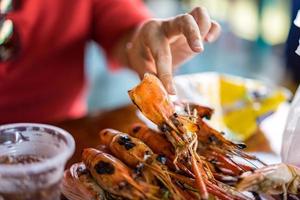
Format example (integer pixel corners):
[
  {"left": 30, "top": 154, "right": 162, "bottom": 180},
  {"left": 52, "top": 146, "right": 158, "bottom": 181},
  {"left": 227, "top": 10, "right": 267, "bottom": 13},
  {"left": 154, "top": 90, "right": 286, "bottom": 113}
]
[
  {"left": 220, "top": 76, "right": 287, "bottom": 140},
  {"left": 174, "top": 73, "right": 290, "bottom": 141}
]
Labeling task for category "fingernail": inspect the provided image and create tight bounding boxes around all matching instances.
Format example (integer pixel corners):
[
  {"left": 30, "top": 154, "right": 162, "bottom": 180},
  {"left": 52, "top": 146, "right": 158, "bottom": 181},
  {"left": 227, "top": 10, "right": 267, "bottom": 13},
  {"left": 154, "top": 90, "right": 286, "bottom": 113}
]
[
  {"left": 205, "top": 34, "right": 213, "bottom": 42},
  {"left": 192, "top": 39, "right": 204, "bottom": 52},
  {"left": 167, "top": 82, "right": 176, "bottom": 95}
]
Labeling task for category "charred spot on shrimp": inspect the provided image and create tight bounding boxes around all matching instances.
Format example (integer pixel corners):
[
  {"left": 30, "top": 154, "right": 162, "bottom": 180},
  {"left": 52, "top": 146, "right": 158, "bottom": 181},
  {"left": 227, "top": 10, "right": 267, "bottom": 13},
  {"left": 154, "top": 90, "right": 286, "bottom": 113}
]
[
  {"left": 160, "top": 123, "right": 171, "bottom": 133},
  {"left": 94, "top": 161, "right": 115, "bottom": 174},
  {"left": 132, "top": 125, "right": 141, "bottom": 133},
  {"left": 236, "top": 143, "right": 247, "bottom": 149},
  {"left": 117, "top": 135, "right": 136, "bottom": 150},
  {"left": 133, "top": 163, "right": 144, "bottom": 175},
  {"left": 156, "top": 154, "right": 167, "bottom": 165},
  {"left": 203, "top": 114, "right": 211, "bottom": 120},
  {"left": 76, "top": 165, "right": 90, "bottom": 176},
  {"left": 101, "top": 130, "right": 109, "bottom": 136},
  {"left": 208, "top": 135, "right": 220, "bottom": 144}
]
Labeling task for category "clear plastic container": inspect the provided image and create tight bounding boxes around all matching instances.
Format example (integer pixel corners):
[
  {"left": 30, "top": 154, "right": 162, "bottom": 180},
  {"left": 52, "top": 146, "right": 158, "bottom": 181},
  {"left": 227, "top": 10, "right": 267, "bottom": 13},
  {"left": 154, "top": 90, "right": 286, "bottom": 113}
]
[
  {"left": 281, "top": 86, "right": 300, "bottom": 165},
  {"left": 0, "top": 123, "right": 75, "bottom": 200}
]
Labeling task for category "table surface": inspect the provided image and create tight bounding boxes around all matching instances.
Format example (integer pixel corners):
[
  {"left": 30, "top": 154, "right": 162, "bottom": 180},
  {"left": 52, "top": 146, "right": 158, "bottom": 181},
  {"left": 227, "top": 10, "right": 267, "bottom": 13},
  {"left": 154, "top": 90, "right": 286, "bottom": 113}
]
[{"left": 55, "top": 104, "right": 273, "bottom": 167}]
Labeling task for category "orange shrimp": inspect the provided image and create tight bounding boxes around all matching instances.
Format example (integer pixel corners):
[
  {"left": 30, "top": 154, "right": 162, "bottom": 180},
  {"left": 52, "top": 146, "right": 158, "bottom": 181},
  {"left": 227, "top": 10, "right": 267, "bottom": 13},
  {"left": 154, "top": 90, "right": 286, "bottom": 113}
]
[
  {"left": 82, "top": 148, "right": 159, "bottom": 200},
  {"left": 129, "top": 123, "right": 197, "bottom": 177},
  {"left": 128, "top": 74, "right": 175, "bottom": 126},
  {"left": 128, "top": 74, "right": 257, "bottom": 200},
  {"left": 128, "top": 124, "right": 174, "bottom": 160},
  {"left": 98, "top": 129, "right": 185, "bottom": 200},
  {"left": 128, "top": 73, "right": 184, "bottom": 147},
  {"left": 99, "top": 129, "right": 152, "bottom": 167},
  {"left": 128, "top": 73, "right": 212, "bottom": 199},
  {"left": 129, "top": 124, "right": 252, "bottom": 185}
]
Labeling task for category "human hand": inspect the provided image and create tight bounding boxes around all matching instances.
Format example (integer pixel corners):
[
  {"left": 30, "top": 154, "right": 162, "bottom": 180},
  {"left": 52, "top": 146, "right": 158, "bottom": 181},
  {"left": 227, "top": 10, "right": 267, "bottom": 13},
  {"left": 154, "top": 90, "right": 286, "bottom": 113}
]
[{"left": 126, "top": 6, "right": 221, "bottom": 94}]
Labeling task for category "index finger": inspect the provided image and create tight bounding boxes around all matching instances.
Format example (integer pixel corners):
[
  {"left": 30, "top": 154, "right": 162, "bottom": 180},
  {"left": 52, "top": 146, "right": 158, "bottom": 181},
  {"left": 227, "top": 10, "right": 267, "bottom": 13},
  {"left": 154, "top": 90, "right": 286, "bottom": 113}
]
[{"left": 142, "top": 21, "right": 176, "bottom": 94}]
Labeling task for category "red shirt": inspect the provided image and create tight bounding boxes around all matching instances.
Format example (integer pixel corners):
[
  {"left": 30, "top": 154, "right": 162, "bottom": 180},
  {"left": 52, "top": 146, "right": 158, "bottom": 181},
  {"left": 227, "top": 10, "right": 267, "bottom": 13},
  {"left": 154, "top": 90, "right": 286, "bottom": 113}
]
[{"left": 0, "top": 0, "right": 150, "bottom": 124}]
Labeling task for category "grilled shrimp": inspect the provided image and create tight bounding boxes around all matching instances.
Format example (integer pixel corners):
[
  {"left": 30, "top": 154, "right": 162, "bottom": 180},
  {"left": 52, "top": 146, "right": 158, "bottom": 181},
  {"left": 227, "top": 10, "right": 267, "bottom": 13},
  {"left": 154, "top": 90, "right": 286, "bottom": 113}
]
[
  {"left": 82, "top": 148, "right": 159, "bottom": 200},
  {"left": 128, "top": 124, "right": 175, "bottom": 162},
  {"left": 129, "top": 123, "right": 196, "bottom": 177},
  {"left": 129, "top": 73, "right": 210, "bottom": 199},
  {"left": 98, "top": 129, "right": 185, "bottom": 200},
  {"left": 129, "top": 124, "right": 251, "bottom": 200},
  {"left": 62, "top": 162, "right": 107, "bottom": 200},
  {"left": 129, "top": 124, "right": 242, "bottom": 182},
  {"left": 128, "top": 73, "right": 251, "bottom": 200},
  {"left": 237, "top": 163, "right": 300, "bottom": 200},
  {"left": 99, "top": 129, "right": 153, "bottom": 167}
]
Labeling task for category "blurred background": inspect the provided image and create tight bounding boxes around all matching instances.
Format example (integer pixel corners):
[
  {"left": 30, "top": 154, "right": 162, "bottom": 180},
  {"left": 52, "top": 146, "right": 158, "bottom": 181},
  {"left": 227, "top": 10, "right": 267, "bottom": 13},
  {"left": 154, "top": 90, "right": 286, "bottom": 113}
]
[{"left": 85, "top": 0, "right": 299, "bottom": 112}]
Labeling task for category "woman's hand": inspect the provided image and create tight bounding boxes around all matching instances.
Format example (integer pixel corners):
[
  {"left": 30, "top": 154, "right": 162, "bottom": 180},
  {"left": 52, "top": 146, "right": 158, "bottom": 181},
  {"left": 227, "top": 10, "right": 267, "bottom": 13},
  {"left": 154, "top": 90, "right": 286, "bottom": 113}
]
[{"left": 126, "top": 6, "right": 221, "bottom": 94}]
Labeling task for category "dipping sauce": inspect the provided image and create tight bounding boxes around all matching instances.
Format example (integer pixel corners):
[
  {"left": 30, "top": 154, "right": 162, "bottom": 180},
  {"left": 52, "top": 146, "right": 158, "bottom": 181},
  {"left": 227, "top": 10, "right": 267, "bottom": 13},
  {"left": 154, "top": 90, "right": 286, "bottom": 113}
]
[
  {"left": 0, "top": 154, "right": 46, "bottom": 165},
  {"left": 0, "top": 154, "right": 61, "bottom": 200}
]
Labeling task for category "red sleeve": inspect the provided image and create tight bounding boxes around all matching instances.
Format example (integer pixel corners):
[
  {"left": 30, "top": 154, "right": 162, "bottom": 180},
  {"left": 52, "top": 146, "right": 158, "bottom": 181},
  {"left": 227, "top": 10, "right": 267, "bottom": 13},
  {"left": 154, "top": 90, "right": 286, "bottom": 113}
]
[{"left": 92, "top": 0, "right": 151, "bottom": 68}]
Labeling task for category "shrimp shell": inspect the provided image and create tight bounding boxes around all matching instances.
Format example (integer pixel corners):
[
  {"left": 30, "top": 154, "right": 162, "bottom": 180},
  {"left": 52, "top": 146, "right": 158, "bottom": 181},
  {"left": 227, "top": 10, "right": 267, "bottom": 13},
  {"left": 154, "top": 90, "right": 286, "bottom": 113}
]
[
  {"left": 82, "top": 148, "right": 159, "bottom": 200},
  {"left": 99, "top": 129, "right": 185, "bottom": 200}
]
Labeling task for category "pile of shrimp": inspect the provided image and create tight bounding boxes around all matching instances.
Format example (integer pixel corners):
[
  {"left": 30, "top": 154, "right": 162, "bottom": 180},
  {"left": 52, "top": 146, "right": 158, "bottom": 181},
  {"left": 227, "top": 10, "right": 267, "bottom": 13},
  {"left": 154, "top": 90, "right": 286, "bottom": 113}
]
[{"left": 62, "top": 74, "right": 300, "bottom": 200}]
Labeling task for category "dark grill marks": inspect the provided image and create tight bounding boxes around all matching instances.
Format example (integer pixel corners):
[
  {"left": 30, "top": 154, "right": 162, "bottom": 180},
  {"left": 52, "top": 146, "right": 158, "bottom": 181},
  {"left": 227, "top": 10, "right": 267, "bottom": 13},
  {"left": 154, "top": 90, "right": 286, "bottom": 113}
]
[
  {"left": 156, "top": 154, "right": 167, "bottom": 165},
  {"left": 76, "top": 166, "right": 90, "bottom": 176},
  {"left": 117, "top": 135, "right": 136, "bottom": 150},
  {"left": 203, "top": 114, "right": 211, "bottom": 120},
  {"left": 133, "top": 163, "right": 144, "bottom": 175},
  {"left": 94, "top": 161, "right": 115, "bottom": 175},
  {"left": 132, "top": 125, "right": 141, "bottom": 133},
  {"left": 208, "top": 135, "right": 219, "bottom": 144},
  {"left": 236, "top": 143, "right": 247, "bottom": 149},
  {"left": 160, "top": 123, "right": 171, "bottom": 133}
]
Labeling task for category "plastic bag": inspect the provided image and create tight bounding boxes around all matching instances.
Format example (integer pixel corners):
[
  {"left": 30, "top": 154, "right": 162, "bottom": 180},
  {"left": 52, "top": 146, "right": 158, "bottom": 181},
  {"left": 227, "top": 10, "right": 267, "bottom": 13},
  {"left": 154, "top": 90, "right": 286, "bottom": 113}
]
[
  {"left": 294, "top": 10, "right": 300, "bottom": 55},
  {"left": 281, "top": 86, "right": 300, "bottom": 165},
  {"left": 281, "top": 10, "right": 300, "bottom": 164}
]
